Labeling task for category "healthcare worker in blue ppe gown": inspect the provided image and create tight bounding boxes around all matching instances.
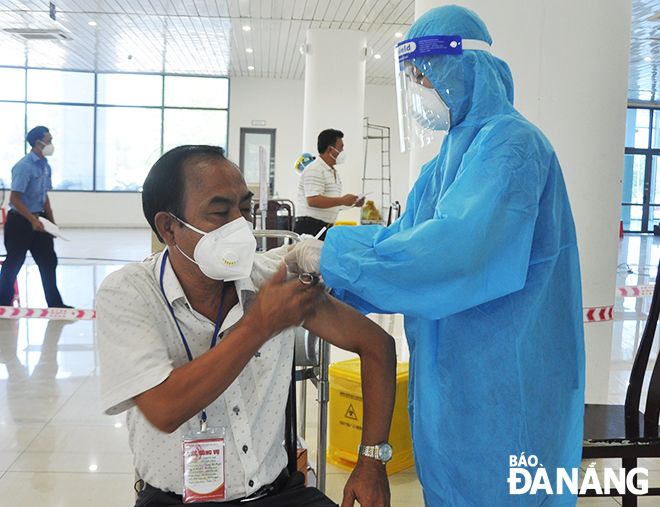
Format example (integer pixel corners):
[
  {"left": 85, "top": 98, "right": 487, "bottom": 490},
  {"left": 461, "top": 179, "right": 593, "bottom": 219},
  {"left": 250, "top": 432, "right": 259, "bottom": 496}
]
[{"left": 287, "top": 5, "right": 585, "bottom": 506}]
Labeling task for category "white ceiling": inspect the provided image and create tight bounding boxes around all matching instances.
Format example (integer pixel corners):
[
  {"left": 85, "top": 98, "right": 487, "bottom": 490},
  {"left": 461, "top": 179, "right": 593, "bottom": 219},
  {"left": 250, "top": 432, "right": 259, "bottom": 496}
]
[
  {"left": 630, "top": 0, "right": 660, "bottom": 101},
  {"left": 0, "top": 0, "right": 414, "bottom": 85},
  {"left": 0, "top": 0, "right": 657, "bottom": 97}
]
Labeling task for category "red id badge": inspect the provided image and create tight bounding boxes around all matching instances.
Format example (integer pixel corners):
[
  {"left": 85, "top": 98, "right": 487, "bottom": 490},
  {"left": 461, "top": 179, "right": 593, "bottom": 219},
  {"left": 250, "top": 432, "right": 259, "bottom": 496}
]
[{"left": 182, "top": 428, "right": 226, "bottom": 503}]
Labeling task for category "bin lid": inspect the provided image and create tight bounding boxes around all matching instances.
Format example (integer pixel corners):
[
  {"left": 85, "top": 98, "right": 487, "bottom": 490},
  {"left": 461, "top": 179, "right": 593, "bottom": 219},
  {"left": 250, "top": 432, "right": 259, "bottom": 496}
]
[{"left": 329, "top": 358, "right": 409, "bottom": 383}]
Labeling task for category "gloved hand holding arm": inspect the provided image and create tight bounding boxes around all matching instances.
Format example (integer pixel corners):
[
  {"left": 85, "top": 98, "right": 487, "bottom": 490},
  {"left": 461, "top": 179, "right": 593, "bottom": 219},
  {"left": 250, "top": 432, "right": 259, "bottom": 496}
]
[{"left": 284, "top": 238, "right": 323, "bottom": 274}]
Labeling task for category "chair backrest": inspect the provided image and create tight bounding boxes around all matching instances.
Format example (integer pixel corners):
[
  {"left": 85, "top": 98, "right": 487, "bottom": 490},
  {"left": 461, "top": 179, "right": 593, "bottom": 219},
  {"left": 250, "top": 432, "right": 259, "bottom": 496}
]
[
  {"left": 254, "top": 200, "right": 295, "bottom": 250},
  {"left": 625, "top": 257, "right": 660, "bottom": 437},
  {"left": 253, "top": 200, "right": 294, "bottom": 230}
]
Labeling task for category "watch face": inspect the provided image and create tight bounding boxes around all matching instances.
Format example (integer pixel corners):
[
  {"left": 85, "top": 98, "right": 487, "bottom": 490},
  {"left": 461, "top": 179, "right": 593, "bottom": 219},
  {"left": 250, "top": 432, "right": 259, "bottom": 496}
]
[{"left": 379, "top": 443, "right": 393, "bottom": 462}]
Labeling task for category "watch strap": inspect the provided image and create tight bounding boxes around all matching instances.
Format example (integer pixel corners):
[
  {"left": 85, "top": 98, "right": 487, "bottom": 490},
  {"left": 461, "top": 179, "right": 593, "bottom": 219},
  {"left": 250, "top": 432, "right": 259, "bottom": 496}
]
[{"left": 358, "top": 444, "right": 379, "bottom": 460}]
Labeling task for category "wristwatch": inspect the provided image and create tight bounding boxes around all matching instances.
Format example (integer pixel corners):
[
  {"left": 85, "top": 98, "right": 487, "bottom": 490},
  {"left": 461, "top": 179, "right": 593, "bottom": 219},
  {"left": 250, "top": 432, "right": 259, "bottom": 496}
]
[{"left": 357, "top": 442, "right": 393, "bottom": 464}]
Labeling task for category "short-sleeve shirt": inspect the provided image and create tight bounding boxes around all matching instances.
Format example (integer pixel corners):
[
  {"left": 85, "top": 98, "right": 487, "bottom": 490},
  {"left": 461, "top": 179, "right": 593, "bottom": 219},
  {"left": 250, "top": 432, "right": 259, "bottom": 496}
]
[
  {"left": 297, "top": 158, "right": 342, "bottom": 224},
  {"left": 96, "top": 247, "right": 294, "bottom": 500},
  {"left": 10, "top": 152, "right": 52, "bottom": 213}
]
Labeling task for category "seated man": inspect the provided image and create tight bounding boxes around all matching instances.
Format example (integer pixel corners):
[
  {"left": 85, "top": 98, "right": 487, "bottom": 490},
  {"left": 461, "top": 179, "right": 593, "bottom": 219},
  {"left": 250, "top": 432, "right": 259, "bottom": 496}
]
[{"left": 96, "top": 145, "right": 396, "bottom": 507}]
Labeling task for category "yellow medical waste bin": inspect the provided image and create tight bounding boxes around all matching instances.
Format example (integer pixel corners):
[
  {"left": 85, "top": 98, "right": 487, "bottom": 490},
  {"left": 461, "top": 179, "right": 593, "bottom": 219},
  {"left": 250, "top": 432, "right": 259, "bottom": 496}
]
[{"left": 327, "top": 359, "right": 414, "bottom": 475}]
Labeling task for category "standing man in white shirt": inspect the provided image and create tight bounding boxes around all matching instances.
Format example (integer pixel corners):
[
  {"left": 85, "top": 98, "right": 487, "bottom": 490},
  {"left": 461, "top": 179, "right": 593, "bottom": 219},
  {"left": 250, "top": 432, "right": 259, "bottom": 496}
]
[
  {"left": 96, "top": 145, "right": 396, "bottom": 507},
  {"left": 294, "top": 129, "right": 365, "bottom": 240}
]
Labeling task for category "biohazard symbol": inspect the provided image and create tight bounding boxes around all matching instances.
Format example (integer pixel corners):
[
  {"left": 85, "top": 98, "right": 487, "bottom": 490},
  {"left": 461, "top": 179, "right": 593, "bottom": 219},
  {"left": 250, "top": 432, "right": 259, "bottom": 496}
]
[{"left": 344, "top": 404, "right": 358, "bottom": 421}]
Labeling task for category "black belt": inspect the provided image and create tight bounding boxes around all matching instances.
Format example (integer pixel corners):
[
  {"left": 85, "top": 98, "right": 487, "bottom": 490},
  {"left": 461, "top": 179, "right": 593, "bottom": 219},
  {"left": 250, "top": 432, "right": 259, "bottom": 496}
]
[
  {"left": 295, "top": 216, "right": 331, "bottom": 226},
  {"left": 8, "top": 209, "right": 44, "bottom": 218},
  {"left": 142, "top": 468, "right": 289, "bottom": 504},
  {"left": 240, "top": 468, "right": 289, "bottom": 503}
]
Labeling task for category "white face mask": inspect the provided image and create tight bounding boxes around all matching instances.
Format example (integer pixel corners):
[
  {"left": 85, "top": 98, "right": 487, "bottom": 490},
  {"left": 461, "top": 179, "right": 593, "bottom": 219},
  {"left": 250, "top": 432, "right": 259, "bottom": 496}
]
[
  {"left": 171, "top": 215, "right": 257, "bottom": 281},
  {"left": 39, "top": 141, "right": 55, "bottom": 156},
  {"left": 409, "top": 82, "right": 451, "bottom": 132},
  {"left": 330, "top": 146, "right": 347, "bottom": 165}
]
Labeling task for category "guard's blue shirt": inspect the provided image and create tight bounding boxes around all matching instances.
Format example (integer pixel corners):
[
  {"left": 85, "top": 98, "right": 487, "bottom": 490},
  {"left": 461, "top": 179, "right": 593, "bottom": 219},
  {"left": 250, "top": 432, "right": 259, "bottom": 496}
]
[
  {"left": 10, "top": 151, "right": 52, "bottom": 213},
  {"left": 319, "top": 6, "right": 585, "bottom": 506}
]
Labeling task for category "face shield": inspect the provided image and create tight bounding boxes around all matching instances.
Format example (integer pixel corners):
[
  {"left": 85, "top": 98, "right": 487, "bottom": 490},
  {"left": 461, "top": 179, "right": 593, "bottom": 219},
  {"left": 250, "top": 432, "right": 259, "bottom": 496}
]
[{"left": 394, "top": 36, "right": 491, "bottom": 152}]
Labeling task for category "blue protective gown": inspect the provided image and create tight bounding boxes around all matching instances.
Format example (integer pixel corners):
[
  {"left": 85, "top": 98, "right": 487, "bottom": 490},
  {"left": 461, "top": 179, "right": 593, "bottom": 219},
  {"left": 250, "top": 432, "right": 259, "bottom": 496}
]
[{"left": 320, "top": 6, "right": 585, "bottom": 506}]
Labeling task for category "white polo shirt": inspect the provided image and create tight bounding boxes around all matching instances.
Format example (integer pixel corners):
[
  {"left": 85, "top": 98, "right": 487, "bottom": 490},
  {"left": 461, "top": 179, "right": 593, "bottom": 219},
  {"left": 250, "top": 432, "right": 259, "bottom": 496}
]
[
  {"left": 96, "top": 247, "right": 294, "bottom": 500},
  {"left": 297, "top": 157, "right": 343, "bottom": 224}
]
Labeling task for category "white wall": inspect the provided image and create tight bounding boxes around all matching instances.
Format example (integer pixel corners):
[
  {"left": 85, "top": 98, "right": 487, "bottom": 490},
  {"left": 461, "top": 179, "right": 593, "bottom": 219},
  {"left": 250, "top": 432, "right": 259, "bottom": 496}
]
[
  {"left": 48, "top": 191, "right": 146, "bottom": 228},
  {"left": 227, "top": 77, "right": 305, "bottom": 205}
]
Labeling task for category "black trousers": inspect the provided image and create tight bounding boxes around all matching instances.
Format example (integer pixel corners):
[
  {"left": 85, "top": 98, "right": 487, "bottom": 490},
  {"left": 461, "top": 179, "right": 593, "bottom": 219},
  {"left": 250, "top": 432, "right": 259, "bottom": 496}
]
[
  {"left": 0, "top": 210, "right": 64, "bottom": 307},
  {"left": 134, "top": 471, "right": 338, "bottom": 507},
  {"left": 294, "top": 217, "right": 331, "bottom": 241}
]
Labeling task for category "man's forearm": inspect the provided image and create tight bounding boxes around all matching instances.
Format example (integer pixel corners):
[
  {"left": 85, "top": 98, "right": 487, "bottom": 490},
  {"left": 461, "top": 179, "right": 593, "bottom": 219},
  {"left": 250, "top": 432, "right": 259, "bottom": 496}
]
[
  {"left": 306, "top": 195, "right": 344, "bottom": 209},
  {"left": 43, "top": 195, "right": 55, "bottom": 223},
  {"left": 358, "top": 339, "right": 397, "bottom": 448},
  {"left": 134, "top": 317, "right": 270, "bottom": 433}
]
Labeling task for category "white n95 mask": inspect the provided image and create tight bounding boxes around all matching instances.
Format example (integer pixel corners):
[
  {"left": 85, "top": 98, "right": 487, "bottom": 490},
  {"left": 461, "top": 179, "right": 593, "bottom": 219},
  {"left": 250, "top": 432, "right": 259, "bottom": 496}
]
[
  {"left": 171, "top": 215, "right": 257, "bottom": 281},
  {"left": 330, "top": 146, "right": 347, "bottom": 165},
  {"left": 409, "top": 82, "right": 451, "bottom": 132},
  {"left": 40, "top": 142, "right": 55, "bottom": 156}
]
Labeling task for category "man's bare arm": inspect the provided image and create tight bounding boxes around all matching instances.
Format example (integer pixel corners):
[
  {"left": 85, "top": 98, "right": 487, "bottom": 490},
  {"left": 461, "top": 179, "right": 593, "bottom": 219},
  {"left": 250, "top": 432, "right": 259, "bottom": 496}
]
[
  {"left": 304, "top": 295, "right": 396, "bottom": 507},
  {"left": 43, "top": 195, "right": 55, "bottom": 223},
  {"left": 307, "top": 194, "right": 359, "bottom": 209}
]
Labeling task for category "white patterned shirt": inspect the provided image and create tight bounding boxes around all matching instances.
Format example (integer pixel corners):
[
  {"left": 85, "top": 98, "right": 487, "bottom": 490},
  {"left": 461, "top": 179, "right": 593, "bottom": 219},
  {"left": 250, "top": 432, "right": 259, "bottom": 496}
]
[
  {"left": 297, "top": 157, "right": 343, "bottom": 224},
  {"left": 97, "top": 248, "right": 293, "bottom": 500}
]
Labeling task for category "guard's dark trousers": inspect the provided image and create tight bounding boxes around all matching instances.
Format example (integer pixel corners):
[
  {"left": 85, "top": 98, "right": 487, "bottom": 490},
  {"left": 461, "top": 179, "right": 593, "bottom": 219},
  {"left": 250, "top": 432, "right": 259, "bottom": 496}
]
[{"left": 0, "top": 209, "right": 65, "bottom": 307}]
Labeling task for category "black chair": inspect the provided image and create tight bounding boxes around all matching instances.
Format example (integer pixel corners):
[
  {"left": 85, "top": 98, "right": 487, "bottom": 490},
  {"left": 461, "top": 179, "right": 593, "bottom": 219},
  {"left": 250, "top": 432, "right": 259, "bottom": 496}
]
[
  {"left": 253, "top": 200, "right": 295, "bottom": 250},
  {"left": 581, "top": 257, "right": 660, "bottom": 506}
]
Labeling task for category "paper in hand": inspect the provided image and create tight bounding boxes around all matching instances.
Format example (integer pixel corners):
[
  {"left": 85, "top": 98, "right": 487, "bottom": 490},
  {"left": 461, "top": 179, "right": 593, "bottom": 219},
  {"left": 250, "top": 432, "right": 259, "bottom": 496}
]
[{"left": 38, "top": 217, "right": 70, "bottom": 241}]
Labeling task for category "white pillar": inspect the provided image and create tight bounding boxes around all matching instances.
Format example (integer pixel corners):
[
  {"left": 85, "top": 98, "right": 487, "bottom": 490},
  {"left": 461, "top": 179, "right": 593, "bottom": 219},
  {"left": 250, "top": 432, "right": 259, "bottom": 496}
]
[
  {"left": 302, "top": 29, "right": 367, "bottom": 224},
  {"left": 413, "top": 0, "right": 632, "bottom": 403}
]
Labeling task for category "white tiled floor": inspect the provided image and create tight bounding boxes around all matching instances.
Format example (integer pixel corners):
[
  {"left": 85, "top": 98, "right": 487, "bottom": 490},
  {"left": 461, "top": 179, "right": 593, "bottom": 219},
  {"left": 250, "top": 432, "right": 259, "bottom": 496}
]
[{"left": 0, "top": 229, "right": 660, "bottom": 506}]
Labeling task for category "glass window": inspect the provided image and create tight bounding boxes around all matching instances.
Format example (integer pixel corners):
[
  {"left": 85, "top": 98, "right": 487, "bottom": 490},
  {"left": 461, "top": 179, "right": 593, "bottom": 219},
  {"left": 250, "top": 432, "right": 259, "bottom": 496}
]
[
  {"left": 96, "top": 107, "right": 162, "bottom": 191},
  {"left": 650, "top": 205, "right": 660, "bottom": 232},
  {"left": 622, "top": 154, "right": 646, "bottom": 205},
  {"left": 163, "top": 109, "right": 227, "bottom": 151},
  {"left": 625, "top": 108, "right": 650, "bottom": 149},
  {"left": 0, "top": 102, "right": 27, "bottom": 191},
  {"left": 97, "top": 74, "right": 163, "bottom": 107},
  {"left": 27, "top": 69, "right": 95, "bottom": 104},
  {"left": 652, "top": 111, "right": 660, "bottom": 150},
  {"left": 652, "top": 155, "right": 660, "bottom": 206},
  {"left": 0, "top": 65, "right": 229, "bottom": 193},
  {"left": 164, "top": 76, "right": 228, "bottom": 108},
  {"left": 0, "top": 68, "right": 26, "bottom": 101},
  {"left": 621, "top": 204, "right": 643, "bottom": 233},
  {"left": 27, "top": 104, "right": 94, "bottom": 190}
]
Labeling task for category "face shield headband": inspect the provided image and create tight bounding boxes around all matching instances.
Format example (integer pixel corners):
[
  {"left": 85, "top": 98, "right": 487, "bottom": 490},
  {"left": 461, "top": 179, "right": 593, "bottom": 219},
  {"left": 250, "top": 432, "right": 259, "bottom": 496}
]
[{"left": 394, "top": 36, "right": 492, "bottom": 152}]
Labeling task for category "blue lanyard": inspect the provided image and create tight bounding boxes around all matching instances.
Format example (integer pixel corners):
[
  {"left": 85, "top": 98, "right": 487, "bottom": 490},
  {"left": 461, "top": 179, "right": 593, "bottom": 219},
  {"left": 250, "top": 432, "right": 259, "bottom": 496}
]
[{"left": 159, "top": 249, "right": 228, "bottom": 427}]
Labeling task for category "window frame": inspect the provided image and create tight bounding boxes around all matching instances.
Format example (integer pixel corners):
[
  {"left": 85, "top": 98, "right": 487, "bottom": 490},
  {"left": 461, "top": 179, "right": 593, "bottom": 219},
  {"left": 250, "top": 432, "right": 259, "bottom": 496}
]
[
  {"left": 0, "top": 66, "right": 230, "bottom": 193},
  {"left": 623, "top": 105, "right": 660, "bottom": 233}
]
